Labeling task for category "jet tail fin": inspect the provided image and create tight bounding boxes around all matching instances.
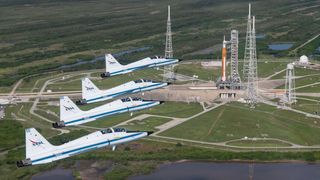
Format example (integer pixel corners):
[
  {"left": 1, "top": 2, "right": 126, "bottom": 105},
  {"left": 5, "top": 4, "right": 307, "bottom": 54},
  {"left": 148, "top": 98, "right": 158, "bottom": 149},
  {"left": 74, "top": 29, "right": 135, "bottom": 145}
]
[
  {"left": 105, "top": 54, "right": 122, "bottom": 72},
  {"left": 82, "top": 78, "right": 102, "bottom": 100},
  {"left": 60, "top": 96, "right": 83, "bottom": 122},
  {"left": 25, "top": 128, "right": 55, "bottom": 159}
]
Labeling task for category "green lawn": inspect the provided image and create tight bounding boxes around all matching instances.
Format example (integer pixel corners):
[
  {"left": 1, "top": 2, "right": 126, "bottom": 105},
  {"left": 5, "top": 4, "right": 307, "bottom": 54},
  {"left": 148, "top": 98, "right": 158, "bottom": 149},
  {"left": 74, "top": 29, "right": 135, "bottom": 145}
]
[
  {"left": 271, "top": 66, "right": 320, "bottom": 80},
  {"left": 161, "top": 102, "right": 320, "bottom": 146},
  {"left": 257, "top": 61, "right": 288, "bottom": 78},
  {"left": 175, "top": 63, "right": 219, "bottom": 81},
  {"left": 4, "top": 103, "right": 58, "bottom": 138},
  {"left": 226, "top": 139, "right": 292, "bottom": 147},
  {"left": 296, "top": 84, "right": 320, "bottom": 93},
  {"left": 292, "top": 99, "right": 320, "bottom": 115},
  {"left": 0, "top": 120, "right": 24, "bottom": 151},
  {"left": 276, "top": 73, "right": 320, "bottom": 90},
  {"left": 120, "top": 117, "right": 172, "bottom": 132}
]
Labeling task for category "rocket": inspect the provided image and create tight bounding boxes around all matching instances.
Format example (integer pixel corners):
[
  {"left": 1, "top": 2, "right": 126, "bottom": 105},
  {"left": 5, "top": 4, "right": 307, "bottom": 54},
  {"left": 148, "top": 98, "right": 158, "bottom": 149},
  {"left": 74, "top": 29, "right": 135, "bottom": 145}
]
[{"left": 221, "top": 36, "right": 227, "bottom": 81}]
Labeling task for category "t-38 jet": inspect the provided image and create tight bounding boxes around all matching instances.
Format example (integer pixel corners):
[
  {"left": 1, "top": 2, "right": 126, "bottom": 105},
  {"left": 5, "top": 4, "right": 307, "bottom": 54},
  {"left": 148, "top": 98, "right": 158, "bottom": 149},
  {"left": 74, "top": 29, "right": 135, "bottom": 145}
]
[
  {"left": 17, "top": 127, "right": 152, "bottom": 167},
  {"left": 100, "top": 54, "right": 180, "bottom": 77},
  {"left": 76, "top": 78, "right": 168, "bottom": 105},
  {"left": 53, "top": 96, "right": 161, "bottom": 128}
]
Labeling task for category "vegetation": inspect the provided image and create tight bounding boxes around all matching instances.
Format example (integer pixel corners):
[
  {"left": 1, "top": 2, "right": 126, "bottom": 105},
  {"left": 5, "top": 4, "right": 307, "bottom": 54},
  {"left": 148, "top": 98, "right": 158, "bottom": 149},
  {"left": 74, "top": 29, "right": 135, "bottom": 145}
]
[
  {"left": 121, "top": 117, "right": 172, "bottom": 132},
  {"left": 0, "top": 120, "right": 24, "bottom": 151},
  {"left": 292, "top": 99, "right": 320, "bottom": 115},
  {"left": 85, "top": 102, "right": 202, "bottom": 128},
  {"left": 161, "top": 102, "right": 320, "bottom": 145},
  {"left": 0, "top": 0, "right": 320, "bottom": 86},
  {"left": 175, "top": 63, "right": 220, "bottom": 81},
  {"left": 226, "top": 140, "right": 292, "bottom": 147}
]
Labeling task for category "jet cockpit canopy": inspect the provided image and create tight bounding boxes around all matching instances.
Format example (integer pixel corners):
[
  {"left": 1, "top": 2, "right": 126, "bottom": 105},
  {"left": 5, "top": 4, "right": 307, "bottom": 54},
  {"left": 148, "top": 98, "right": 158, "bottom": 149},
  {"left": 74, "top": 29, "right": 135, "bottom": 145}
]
[
  {"left": 101, "top": 127, "right": 127, "bottom": 134},
  {"left": 151, "top": 55, "right": 164, "bottom": 59},
  {"left": 121, "top": 97, "right": 131, "bottom": 102},
  {"left": 132, "top": 97, "right": 142, "bottom": 101}
]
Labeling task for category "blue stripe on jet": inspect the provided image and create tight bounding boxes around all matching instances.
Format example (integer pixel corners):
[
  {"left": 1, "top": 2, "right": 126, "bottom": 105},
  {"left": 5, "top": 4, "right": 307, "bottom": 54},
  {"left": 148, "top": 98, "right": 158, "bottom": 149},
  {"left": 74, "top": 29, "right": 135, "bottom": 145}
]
[
  {"left": 64, "top": 101, "right": 157, "bottom": 125},
  {"left": 31, "top": 132, "right": 143, "bottom": 164},
  {"left": 109, "top": 59, "right": 176, "bottom": 75},
  {"left": 86, "top": 83, "right": 164, "bottom": 103}
]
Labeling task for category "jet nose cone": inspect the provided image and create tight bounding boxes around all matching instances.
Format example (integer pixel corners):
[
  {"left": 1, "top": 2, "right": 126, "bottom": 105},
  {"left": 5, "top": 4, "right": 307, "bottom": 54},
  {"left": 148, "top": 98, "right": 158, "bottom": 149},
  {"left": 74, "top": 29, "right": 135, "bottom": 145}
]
[{"left": 147, "top": 131, "right": 154, "bottom": 136}]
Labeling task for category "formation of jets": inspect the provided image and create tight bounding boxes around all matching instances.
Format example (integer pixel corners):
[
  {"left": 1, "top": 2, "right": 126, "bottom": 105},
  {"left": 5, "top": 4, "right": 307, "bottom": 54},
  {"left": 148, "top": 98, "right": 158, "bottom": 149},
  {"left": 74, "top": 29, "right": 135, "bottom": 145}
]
[{"left": 17, "top": 54, "right": 179, "bottom": 167}]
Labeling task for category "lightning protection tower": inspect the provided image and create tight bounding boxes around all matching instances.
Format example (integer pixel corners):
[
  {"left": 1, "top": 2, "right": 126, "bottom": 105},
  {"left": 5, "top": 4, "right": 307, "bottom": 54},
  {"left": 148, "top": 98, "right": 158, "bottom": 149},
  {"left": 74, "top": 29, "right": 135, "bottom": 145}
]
[
  {"left": 243, "top": 3, "right": 252, "bottom": 82},
  {"left": 284, "top": 63, "right": 296, "bottom": 104},
  {"left": 246, "top": 15, "right": 258, "bottom": 108},
  {"left": 163, "top": 5, "right": 175, "bottom": 82}
]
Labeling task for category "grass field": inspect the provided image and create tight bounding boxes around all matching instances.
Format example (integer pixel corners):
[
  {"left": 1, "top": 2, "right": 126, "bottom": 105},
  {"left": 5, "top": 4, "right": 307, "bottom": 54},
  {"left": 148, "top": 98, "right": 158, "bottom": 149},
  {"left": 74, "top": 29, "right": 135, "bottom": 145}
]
[
  {"left": 276, "top": 73, "right": 320, "bottom": 89},
  {"left": 121, "top": 117, "right": 172, "bottom": 132},
  {"left": 271, "top": 66, "right": 320, "bottom": 80},
  {"left": 296, "top": 83, "right": 320, "bottom": 93},
  {"left": 226, "top": 139, "right": 292, "bottom": 147},
  {"left": 3, "top": 103, "right": 59, "bottom": 137},
  {"left": 161, "top": 102, "right": 320, "bottom": 146},
  {"left": 175, "top": 63, "right": 220, "bottom": 81},
  {"left": 292, "top": 99, "right": 320, "bottom": 115}
]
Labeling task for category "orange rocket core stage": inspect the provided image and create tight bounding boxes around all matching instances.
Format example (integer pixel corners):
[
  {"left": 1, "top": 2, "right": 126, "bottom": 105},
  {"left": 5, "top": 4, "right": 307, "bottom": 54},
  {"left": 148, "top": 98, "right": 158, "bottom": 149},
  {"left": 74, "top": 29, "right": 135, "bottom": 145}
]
[{"left": 221, "top": 37, "right": 227, "bottom": 81}]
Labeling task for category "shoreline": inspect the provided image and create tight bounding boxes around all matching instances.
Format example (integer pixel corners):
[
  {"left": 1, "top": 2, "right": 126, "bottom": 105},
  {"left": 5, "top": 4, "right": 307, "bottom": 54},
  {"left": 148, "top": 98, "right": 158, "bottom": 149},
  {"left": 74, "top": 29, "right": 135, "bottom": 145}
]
[{"left": 173, "top": 159, "right": 320, "bottom": 164}]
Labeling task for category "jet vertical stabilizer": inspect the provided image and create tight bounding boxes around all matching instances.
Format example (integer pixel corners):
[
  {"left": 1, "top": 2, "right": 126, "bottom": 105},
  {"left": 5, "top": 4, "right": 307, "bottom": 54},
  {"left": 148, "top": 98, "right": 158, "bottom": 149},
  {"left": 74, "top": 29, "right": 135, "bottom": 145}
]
[
  {"left": 17, "top": 128, "right": 55, "bottom": 167},
  {"left": 53, "top": 96, "right": 83, "bottom": 128},
  {"left": 78, "top": 78, "right": 102, "bottom": 104},
  {"left": 101, "top": 54, "right": 123, "bottom": 77}
]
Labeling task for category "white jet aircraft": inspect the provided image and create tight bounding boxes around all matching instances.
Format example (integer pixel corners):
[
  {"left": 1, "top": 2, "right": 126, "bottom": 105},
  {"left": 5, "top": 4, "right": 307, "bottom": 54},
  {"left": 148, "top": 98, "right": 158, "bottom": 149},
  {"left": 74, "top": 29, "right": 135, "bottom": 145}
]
[
  {"left": 17, "top": 127, "right": 152, "bottom": 167},
  {"left": 53, "top": 96, "right": 162, "bottom": 128},
  {"left": 100, "top": 54, "right": 180, "bottom": 77},
  {"left": 76, "top": 78, "right": 168, "bottom": 105}
]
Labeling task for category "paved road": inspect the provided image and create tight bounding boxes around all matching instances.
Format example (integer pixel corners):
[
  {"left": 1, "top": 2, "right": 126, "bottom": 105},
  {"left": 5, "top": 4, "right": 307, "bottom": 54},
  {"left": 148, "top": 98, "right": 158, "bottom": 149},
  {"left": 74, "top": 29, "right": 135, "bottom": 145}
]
[
  {"left": 291, "top": 33, "right": 320, "bottom": 53},
  {"left": 295, "top": 82, "right": 320, "bottom": 90},
  {"left": 151, "top": 135, "right": 320, "bottom": 151},
  {"left": 9, "top": 78, "right": 23, "bottom": 97},
  {"left": 265, "top": 68, "right": 286, "bottom": 80}
]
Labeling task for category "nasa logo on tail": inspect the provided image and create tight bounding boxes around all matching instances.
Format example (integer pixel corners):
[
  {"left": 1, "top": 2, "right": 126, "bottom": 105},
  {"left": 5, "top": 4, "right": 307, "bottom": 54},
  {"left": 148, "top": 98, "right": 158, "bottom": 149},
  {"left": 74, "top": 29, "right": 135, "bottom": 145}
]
[
  {"left": 108, "top": 60, "right": 116, "bottom": 64},
  {"left": 29, "top": 139, "right": 44, "bottom": 146},
  {"left": 63, "top": 105, "right": 75, "bottom": 111},
  {"left": 85, "top": 86, "right": 94, "bottom": 91}
]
